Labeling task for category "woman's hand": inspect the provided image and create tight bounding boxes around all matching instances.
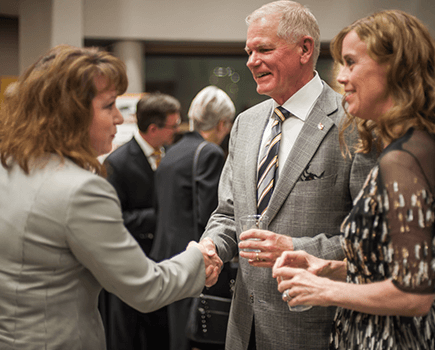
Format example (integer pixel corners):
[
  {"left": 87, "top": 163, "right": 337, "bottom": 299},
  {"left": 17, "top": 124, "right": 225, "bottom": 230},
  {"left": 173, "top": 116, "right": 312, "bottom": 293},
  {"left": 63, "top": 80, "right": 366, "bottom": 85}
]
[
  {"left": 272, "top": 250, "right": 329, "bottom": 279},
  {"left": 274, "top": 254, "right": 435, "bottom": 316},
  {"left": 272, "top": 250, "right": 347, "bottom": 308},
  {"left": 273, "top": 250, "right": 347, "bottom": 282},
  {"left": 273, "top": 263, "right": 336, "bottom": 308}
]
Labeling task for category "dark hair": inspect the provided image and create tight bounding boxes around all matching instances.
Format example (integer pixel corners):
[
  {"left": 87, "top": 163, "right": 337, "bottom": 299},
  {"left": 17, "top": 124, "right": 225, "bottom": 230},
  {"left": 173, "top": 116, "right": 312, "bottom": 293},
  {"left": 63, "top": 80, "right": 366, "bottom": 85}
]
[
  {"left": 331, "top": 10, "right": 435, "bottom": 154},
  {"left": 0, "top": 45, "right": 128, "bottom": 175},
  {"left": 136, "top": 92, "right": 181, "bottom": 132}
]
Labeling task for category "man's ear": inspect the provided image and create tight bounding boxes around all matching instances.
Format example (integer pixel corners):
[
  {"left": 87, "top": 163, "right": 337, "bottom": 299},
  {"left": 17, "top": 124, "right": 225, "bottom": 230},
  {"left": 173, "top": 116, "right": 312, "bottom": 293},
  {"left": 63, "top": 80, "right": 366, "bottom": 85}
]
[
  {"left": 147, "top": 123, "right": 158, "bottom": 135},
  {"left": 300, "top": 36, "right": 314, "bottom": 65},
  {"left": 217, "top": 119, "right": 227, "bottom": 131}
]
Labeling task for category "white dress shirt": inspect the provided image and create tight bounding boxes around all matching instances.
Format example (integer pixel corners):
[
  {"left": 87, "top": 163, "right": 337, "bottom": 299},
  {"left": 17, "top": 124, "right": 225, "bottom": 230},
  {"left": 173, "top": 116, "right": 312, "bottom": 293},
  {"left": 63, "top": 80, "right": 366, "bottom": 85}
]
[
  {"left": 133, "top": 129, "right": 165, "bottom": 171},
  {"left": 258, "top": 72, "right": 323, "bottom": 178}
]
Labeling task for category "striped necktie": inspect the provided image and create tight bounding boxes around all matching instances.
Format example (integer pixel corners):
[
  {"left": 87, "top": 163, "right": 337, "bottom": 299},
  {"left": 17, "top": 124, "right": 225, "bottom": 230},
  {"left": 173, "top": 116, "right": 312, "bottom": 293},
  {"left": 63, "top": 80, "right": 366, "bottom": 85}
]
[{"left": 257, "top": 106, "right": 290, "bottom": 216}]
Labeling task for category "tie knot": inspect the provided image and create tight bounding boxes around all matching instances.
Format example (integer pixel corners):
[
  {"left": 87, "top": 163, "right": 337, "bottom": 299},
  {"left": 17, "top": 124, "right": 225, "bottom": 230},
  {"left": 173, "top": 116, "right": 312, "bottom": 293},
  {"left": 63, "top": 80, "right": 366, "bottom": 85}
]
[
  {"left": 151, "top": 149, "right": 162, "bottom": 167},
  {"left": 151, "top": 149, "right": 162, "bottom": 157},
  {"left": 274, "top": 106, "right": 290, "bottom": 122}
]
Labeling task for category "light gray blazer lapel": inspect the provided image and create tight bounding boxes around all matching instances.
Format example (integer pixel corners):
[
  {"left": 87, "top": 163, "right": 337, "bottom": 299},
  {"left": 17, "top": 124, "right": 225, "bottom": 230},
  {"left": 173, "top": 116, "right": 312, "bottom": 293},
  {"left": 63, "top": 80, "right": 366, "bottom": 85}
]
[{"left": 265, "top": 84, "right": 340, "bottom": 222}]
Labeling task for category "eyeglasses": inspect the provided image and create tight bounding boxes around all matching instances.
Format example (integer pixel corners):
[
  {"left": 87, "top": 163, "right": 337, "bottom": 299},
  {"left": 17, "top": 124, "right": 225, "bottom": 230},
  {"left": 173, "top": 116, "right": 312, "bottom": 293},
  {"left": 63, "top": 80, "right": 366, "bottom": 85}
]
[{"left": 161, "top": 119, "right": 181, "bottom": 130}]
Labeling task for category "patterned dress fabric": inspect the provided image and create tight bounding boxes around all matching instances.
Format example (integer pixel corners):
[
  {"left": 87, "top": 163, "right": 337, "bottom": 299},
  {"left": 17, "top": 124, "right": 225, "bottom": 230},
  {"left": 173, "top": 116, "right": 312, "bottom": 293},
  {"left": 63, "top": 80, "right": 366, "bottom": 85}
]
[{"left": 330, "top": 128, "right": 435, "bottom": 350}]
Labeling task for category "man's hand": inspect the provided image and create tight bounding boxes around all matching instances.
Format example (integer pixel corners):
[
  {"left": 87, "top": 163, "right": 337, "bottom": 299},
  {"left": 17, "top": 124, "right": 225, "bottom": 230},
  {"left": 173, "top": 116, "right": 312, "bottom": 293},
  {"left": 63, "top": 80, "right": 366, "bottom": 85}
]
[
  {"left": 238, "top": 229, "right": 293, "bottom": 268},
  {"left": 187, "top": 237, "right": 223, "bottom": 287}
]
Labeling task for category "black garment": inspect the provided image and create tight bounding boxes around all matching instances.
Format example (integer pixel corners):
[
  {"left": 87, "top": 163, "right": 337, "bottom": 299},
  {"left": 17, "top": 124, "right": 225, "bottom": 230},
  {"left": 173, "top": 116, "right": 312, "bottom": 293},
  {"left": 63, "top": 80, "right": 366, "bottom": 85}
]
[
  {"left": 151, "top": 132, "right": 227, "bottom": 350},
  {"left": 99, "top": 292, "right": 169, "bottom": 349},
  {"left": 151, "top": 132, "right": 225, "bottom": 260},
  {"left": 99, "top": 137, "right": 169, "bottom": 350},
  {"left": 104, "top": 137, "right": 157, "bottom": 254},
  {"left": 331, "top": 129, "right": 435, "bottom": 349}
]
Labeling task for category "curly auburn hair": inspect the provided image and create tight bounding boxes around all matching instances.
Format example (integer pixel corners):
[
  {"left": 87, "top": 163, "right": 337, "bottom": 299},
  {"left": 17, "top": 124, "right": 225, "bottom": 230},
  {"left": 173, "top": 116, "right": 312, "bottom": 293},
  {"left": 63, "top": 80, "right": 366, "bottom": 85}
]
[
  {"left": 0, "top": 45, "right": 128, "bottom": 175},
  {"left": 330, "top": 10, "right": 435, "bottom": 154}
]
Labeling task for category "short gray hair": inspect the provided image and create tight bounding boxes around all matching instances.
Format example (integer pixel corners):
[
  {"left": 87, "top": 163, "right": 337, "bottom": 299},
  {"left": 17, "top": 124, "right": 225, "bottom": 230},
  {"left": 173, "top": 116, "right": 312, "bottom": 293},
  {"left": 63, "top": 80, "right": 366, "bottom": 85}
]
[
  {"left": 246, "top": 0, "right": 320, "bottom": 68},
  {"left": 188, "top": 86, "right": 236, "bottom": 131}
]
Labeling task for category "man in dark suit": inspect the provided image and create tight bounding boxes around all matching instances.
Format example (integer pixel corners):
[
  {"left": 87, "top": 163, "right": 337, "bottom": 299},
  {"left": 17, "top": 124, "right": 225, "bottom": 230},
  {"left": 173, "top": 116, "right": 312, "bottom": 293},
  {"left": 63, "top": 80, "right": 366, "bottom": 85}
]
[
  {"left": 151, "top": 86, "right": 235, "bottom": 350},
  {"left": 200, "top": 1, "right": 377, "bottom": 349},
  {"left": 100, "top": 92, "right": 181, "bottom": 350}
]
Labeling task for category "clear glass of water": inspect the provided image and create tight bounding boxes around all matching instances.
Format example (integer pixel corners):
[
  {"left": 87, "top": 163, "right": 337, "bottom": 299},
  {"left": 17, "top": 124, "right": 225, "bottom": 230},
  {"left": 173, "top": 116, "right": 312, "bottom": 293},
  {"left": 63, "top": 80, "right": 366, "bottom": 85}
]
[
  {"left": 282, "top": 290, "right": 312, "bottom": 312},
  {"left": 238, "top": 214, "right": 268, "bottom": 252}
]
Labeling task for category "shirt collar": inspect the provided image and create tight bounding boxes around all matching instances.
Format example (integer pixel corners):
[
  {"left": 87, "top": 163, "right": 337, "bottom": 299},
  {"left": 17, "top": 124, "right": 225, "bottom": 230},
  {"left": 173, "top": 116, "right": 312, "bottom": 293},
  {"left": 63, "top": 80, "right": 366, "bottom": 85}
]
[
  {"left": 272, "top": 71, "right": 323, "bottom": 121},
  {"left": 134, "top": 129, "right": 159, "bottom": 157}
]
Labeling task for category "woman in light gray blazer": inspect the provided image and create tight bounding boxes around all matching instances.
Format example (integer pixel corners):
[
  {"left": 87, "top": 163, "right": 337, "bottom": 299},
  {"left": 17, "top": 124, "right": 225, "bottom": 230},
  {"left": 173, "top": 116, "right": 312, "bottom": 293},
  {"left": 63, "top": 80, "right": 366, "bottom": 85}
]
[{"left": 0, "top": 45, "right": 222, "bottom": 350}]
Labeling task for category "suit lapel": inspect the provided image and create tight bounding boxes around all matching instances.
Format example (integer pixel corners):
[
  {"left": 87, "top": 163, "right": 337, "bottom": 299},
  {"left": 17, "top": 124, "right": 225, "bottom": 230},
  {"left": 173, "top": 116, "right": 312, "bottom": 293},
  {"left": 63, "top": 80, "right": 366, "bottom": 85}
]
[
  {"left": 265, "top": 84, "right": 340, "bottom": 222},
  {"left": 244, "top": 101, "right": 273, "bottom": 214},
  {"left": 129, "top": 138, "right": 154, "bottom": 175}
]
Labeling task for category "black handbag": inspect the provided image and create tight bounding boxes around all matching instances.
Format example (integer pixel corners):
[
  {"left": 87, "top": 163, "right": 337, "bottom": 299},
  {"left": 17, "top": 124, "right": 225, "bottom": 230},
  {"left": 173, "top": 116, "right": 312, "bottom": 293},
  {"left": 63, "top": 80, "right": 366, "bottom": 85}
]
[
  {"left": 185, "top": 293, "right": 232, "bottom": 344},
  {"left": 185, "top": 140, "right": 236, "bottom": 345}
]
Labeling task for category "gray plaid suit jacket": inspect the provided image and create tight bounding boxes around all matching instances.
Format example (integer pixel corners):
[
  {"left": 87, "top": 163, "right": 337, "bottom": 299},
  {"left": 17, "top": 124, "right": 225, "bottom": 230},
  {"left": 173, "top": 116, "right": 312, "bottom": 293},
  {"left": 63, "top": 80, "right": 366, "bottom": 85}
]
[{"left": 201, "top": 82, "right": 376, "bottom": 350}]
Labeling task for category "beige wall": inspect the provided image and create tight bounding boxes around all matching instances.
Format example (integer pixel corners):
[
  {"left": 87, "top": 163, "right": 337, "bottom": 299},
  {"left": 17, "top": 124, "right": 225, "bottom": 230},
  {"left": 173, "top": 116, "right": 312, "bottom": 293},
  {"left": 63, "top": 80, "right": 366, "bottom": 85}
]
[
  {"left": 83, "top": 0, "right": 434, "bottom": 42},
  {"left": 1, "top": 0, "right": 434, "bottom": 77},
  {"left": 0, "top": 0, "right": 18, "bottom": 16}
]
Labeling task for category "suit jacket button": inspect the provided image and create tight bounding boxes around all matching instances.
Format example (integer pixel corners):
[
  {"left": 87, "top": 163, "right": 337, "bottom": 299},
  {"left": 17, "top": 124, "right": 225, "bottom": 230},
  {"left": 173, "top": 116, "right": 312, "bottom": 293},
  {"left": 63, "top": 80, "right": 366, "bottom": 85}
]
[
  {"left": 250, "top": 294, "right": 254, "bottom": 303},
  {"left": 139, "top": 233, "right": 154, "bottom": 240}
]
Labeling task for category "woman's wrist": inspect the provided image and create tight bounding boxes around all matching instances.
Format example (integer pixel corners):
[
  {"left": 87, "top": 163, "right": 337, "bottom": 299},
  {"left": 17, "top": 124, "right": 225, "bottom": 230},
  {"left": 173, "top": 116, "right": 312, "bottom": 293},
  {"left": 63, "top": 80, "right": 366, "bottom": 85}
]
[
  {"left": 317, "top": 259, "right": 347, "bottom": 281},
  {"left": 322, "top": 278, "right": 341, "bottom": 307}
]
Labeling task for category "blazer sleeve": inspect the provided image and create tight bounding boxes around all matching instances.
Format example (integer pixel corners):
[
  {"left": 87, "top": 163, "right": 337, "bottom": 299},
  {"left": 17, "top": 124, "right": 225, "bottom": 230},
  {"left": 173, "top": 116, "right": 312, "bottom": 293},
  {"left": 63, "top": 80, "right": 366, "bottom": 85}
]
[
  {"left": 201, "top": 119, "right": 240, "bottom": 264},
  {"left": 65, "top": 175, "right": 205, "bottom": 313}
]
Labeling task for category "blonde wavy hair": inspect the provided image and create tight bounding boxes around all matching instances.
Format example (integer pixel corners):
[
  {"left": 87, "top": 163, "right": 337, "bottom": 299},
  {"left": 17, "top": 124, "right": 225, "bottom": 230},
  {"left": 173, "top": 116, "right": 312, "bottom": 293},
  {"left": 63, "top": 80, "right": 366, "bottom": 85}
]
[
  {"left": 330, "top": 10, "right": 435, "bottom": 154},
  {"left": 0, "top": 45, "right": 128, "bottom": 175}
]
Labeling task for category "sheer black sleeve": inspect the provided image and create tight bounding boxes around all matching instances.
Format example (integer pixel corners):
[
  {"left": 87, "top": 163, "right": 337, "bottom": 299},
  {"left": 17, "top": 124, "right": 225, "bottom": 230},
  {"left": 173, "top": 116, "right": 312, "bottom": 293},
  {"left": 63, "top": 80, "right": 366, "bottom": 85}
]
[{"left": 378, "top": 129, "right": 435, "bottom": 293}]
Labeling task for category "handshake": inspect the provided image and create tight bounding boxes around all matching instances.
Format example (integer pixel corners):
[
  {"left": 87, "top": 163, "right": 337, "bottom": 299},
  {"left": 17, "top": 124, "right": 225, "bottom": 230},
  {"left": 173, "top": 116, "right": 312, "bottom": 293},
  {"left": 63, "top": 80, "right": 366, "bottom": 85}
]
[{"left": 187, "top": 238, "right": 222, "bottom": 287}]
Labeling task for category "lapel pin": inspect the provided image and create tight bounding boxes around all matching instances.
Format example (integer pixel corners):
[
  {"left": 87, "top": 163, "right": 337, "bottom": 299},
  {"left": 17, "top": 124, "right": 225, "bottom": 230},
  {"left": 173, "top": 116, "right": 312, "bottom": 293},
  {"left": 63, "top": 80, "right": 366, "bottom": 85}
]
[{"left": 317, "top": 123, "right": 324, "bottom": 130}]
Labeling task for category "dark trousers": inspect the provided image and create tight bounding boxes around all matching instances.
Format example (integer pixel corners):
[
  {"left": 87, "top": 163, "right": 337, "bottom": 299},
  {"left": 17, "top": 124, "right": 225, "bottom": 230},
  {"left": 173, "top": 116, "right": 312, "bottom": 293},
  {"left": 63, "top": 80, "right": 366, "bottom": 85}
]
[
  {"left": 168, "top": 298, "right": 192, "bottom": 350},
  {"left": 99, "top": 291, "right": 170, "bottom": 350},
  {"left": 247, "top": 319, "right": 256, "bottom": 350}
]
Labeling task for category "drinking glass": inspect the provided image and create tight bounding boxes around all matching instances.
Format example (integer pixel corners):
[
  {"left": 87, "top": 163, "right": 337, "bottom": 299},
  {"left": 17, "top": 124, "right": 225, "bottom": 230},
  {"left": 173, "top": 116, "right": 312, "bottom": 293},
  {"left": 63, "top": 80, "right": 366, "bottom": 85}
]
[
  {"left": 238, "top": 214, "right": 268, "bottom": 252},
  {"left": 282, "top": 289, "right": 312, "bottom": 312}
]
